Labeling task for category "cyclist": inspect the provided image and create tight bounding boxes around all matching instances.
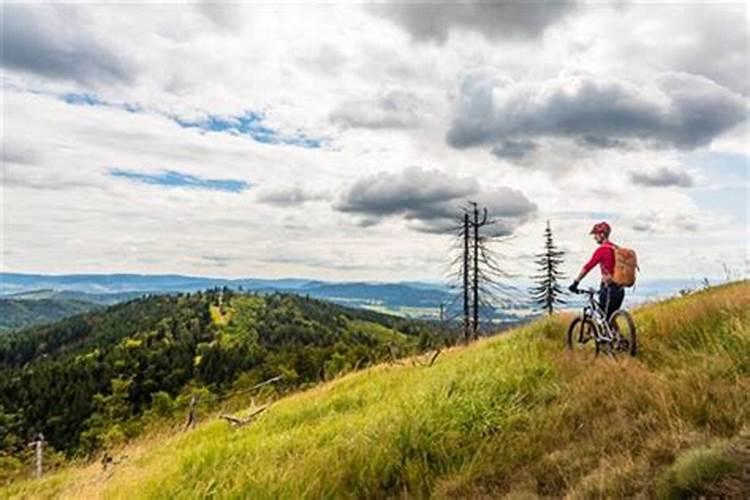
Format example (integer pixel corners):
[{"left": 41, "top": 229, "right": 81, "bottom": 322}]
[{"left": 568, "top": 222, "right": 624, "bottom": 323}]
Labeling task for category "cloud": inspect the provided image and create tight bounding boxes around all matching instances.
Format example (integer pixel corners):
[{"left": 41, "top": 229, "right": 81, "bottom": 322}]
[
  {"left": 371, "top": 1, "right": 576, "bottom": 42},
  {"left": 109, "top": 169, "right": 250, "bottom": 193},
  {"left": 491, "top": 139, "right": 538, "bottom": 161},
  {"left": 631, "top": 212, "right": 699, "bottom": 233},
  {"left": 194, "top": 2, "right": 247, "bottom": 31},
  {"left": 330, "top": 89, "right": 424, "bottom": 130},
  {"left": 336, "top": 167, "right": 477, "bottom": 218},
  {"left": 612, "top": 5, "right": 749, "bottom": 97},
  {"left": 256, "top": 186, "right": 329, "bottom": 206},
  {"left": 4, "top": 166, "right": 102, "bottom": 191},
  {"left": 575, "top": 135, "right": 628, "bottom": 150},
  {"left": 630, "top": 167, "right": 694, "bottom": 188},
  {"left": 299, "top": 45, "right": 348, "bottom": 77},
  {"left": 335, "top": 167, "right": 536, "bottom": 234},
  {"left": 1, "top": 5, "right": 133, "bottom": 84},
  {"left": 2, "top": 143, "right": 40, "bottom": 166},
  {"left": 446, "top": 71, "right": 747, "bottom": 152},
  {"left": 201, "top": 255, "right": 232, "bottom": 267}
]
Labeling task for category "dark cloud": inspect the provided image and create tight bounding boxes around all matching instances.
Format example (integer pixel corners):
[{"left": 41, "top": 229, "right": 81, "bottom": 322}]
[
  {"left": 257, "top": 186, "right": 329, "bottom": 206},
  {"left": 372, "top": 1, "right": 577, "bottom": 42},
  {"left": 447, "top": 72, "right": 747, "bottom": 152},
  {"left": 331, "top": 90, "right": 423, "bottom": 130},
  {"left": 1, "top": 5, "right": 133, "bottom": 84},
  {"left": 576, "top": 135, "right": 628, "bottom": 150},
  {"left": 491, "top": 139, "right": 538, "bottom": 161},
  {"left": 630, "top": 167, "right": 694, "bottom": 188},
  {"left": 335, "top": 167, "right": 536, "bottom": 234},
  {"left": 336, "top": 167, "right": 477, "bottom": 218}
]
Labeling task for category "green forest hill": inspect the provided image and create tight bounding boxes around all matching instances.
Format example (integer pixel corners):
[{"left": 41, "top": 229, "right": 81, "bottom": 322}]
[
  {"left": 0, "top": 297, "right": 100, "bottom": 333},
  {"left": 3, "top": 281, "right": 750, "bottom": 498},
  {"left": 0, "top": 290, "right": 432, "bottom": 475}
]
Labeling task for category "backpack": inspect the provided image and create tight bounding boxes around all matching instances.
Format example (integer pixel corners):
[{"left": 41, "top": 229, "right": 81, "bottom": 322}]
[{"left": 613, "top": 246, "right": 638, "bottom": 287}]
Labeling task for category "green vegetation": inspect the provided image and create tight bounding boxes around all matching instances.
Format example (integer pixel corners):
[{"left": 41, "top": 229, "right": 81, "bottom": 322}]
[
  {"left": 655, "top": 439, "right": 738, "bottom": 499},
  {"left": 2, "top": 282, "right": 748, "bottom": 498},
  {"left": 0, "top": 298, "right": 99, "bottom": 333},
  {"left": 0, "top": 289, "right": 431, "bottom": 479}
]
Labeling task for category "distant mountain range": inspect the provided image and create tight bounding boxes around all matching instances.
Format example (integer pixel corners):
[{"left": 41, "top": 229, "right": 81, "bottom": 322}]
[
  {"left": 0, "top": 273, "right": 471, "bottom": 329},
  {"left": 0, "top": 272, "right": 710, "bottom": 332}
]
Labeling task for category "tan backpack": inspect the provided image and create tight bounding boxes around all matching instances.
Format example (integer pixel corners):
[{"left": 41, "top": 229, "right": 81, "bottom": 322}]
[{"left": 613, "top": 246, "right": 638, "bottom": 287}]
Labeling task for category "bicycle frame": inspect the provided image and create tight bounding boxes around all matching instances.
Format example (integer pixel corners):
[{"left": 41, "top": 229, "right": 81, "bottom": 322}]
[{"left": 577, "top": 288, "right": 617, "bottom": 344}]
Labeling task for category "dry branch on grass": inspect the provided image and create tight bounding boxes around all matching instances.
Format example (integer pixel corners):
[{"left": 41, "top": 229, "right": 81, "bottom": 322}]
[
  {"left": 412, "top": 349, "right": 442, "bottom": 367},
  {"left": 219, "top": 406, "right": 267, "bottom": 427}
]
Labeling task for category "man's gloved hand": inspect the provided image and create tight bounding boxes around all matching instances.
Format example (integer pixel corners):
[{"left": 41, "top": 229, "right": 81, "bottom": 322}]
[{"left": 568, "top": 280, "right": 580, "bottom": 293}]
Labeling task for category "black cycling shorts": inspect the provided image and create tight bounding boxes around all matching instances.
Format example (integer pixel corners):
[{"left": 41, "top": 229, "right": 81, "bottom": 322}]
[{"left": 599, "top": 283, "right": 624, "bottom": 320}]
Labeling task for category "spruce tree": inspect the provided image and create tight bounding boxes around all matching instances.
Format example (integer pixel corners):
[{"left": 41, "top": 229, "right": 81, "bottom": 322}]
[{"left": 531, "top": 220, "right": 566, "bottom": 315}]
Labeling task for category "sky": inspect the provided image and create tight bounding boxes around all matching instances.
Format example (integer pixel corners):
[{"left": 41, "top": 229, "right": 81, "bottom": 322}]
[{"left": 1, "top": 1, "right": 748, "bottom": 287}]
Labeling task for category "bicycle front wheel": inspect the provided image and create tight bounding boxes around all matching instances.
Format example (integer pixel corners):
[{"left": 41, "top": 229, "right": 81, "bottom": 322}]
[
  {"left": 610, "top": 310, "right": 637, "bottom": 356},
  {"left": 566, "top": 317, "right": 600, "bottom": 353}
]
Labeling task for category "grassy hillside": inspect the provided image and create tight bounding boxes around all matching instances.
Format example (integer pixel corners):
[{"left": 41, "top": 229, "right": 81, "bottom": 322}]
[{"left": 4, "top": 281, "right": 749, "bottom": 499}]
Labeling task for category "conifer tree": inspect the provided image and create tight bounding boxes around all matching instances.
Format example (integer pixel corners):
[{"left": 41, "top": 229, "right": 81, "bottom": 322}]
[{"left": 531, "top": 220, "right": 566, "bottom": 315}]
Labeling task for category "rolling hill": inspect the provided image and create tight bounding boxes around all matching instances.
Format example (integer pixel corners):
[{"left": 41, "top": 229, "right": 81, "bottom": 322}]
[
  {"left": 0, "top": 297, "right": 100, "bottom": 333},
  {"left": 0, "top": 290, "right": 432, "bottom": 471},
  {"left": 3, "top": 281, "right": 748, "bottom": 498}
]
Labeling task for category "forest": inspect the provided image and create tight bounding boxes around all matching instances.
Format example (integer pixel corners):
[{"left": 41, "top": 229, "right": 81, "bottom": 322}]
[
  {"left": 0, "top": 297, "right": 100, "bottom": 332},
  {"left": 0, "top": 289, "right": 437, "bottom": 467}
]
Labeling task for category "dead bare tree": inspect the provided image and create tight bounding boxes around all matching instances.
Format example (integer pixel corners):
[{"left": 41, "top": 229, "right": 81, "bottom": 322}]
[{"left": 448, "top": 201, "right": 518, "bottom": 342}]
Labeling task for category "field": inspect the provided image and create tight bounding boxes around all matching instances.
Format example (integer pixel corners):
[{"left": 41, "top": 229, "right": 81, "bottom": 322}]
[{"left": 4, "top": 281, "right": 749, "bottom": 499}]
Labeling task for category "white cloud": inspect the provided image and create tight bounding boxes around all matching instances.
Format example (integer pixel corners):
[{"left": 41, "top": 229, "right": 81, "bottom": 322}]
[{"left": 1, "top": 2, "right": 747, "bottom": 283}]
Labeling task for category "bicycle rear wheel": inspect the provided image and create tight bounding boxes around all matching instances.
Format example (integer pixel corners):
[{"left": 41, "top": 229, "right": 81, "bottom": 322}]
[
  {"left": 566, "top": 317, "right": 600, "bottom": 353},
  {"left": 610, "top": 310, "right": 637, "bottom": 356}
]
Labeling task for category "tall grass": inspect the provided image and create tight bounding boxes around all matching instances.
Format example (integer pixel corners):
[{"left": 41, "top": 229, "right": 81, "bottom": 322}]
[{"left": 4, "top": 281, "right": 749, "bottom": 499}]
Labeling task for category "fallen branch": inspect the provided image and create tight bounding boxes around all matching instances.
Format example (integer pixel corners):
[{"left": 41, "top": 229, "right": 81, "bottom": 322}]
[
  {"left": 412, "top": 349, "right": 442, "bottom": 367},
  {"left": 219, "top": 406, "right": 267, "bottom": 427},
  {"left": 250, "top": 375, "right": 283, "bottom": 391}
]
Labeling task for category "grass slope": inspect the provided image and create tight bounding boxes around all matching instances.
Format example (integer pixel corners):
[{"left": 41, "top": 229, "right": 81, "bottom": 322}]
[{"left": 4, "top": 281, "right": 749, "bottom": 499}]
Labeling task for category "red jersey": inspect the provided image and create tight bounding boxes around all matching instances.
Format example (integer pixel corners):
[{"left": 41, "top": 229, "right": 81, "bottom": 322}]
[{"left": 581, "top": 241, "right": 616, "bottom": 279}]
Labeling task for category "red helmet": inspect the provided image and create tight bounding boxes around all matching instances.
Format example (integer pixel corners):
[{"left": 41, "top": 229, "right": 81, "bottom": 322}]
[{"left": 589, "top": 221, "right": 611, "bottom": 237}]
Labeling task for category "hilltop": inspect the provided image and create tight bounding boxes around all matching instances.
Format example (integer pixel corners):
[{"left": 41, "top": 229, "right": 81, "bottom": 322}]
[{"left": 2, "top": 281, "right": 748, "bottom": 498}]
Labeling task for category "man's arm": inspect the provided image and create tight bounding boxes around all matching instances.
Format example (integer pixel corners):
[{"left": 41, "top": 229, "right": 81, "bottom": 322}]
[{"left": 570, "top": 247, "right": 605, "bottom": 291}]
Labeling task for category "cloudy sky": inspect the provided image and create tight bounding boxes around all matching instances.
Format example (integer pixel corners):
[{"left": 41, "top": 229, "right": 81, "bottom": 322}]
[{"left": 1, "top": 1, "right": 748, "bottom": 286}]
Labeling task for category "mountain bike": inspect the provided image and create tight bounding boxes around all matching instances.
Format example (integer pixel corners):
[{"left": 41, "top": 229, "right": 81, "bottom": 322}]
[{"left": 567, "top": 288, "right": 637, "bottom": 357}]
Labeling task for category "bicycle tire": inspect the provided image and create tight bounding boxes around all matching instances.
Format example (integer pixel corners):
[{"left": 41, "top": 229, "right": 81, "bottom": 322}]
[
  {"left": 610, "top": 309, "right": 637, "bottom": 357},
  {"left": 566, "top": 317, "right": 600, "bottom": 353}
]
